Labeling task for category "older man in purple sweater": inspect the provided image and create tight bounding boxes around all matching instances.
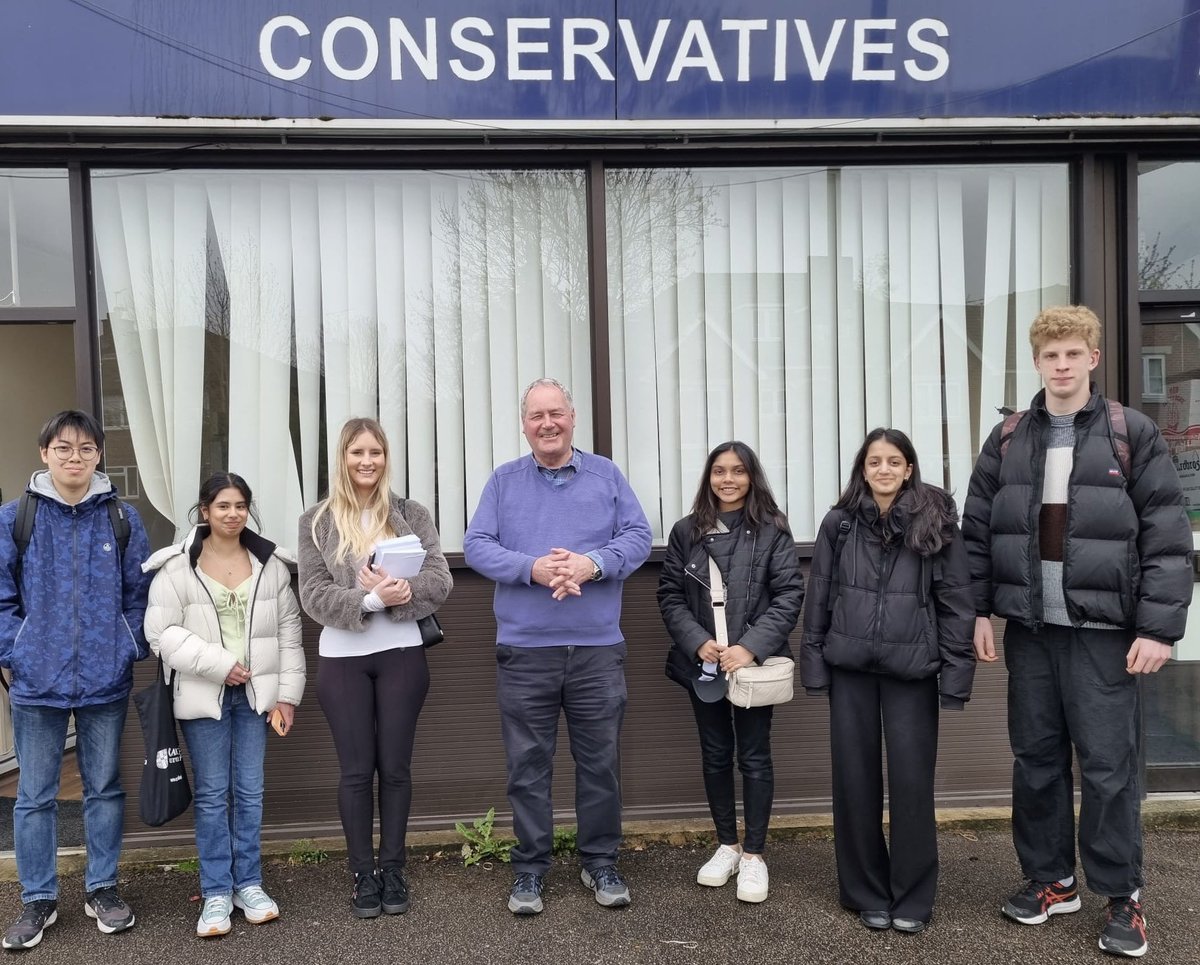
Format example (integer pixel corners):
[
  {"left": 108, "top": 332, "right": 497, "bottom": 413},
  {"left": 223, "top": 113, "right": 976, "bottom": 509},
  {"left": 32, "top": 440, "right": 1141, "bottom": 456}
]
[{"left": 464, "top": 378, "right": 652, "bottom": 917}]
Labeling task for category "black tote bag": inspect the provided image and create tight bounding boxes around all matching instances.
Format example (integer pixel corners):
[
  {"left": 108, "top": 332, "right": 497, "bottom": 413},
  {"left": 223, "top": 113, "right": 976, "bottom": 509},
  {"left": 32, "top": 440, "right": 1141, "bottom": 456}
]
[{"left": 132, "top": 658, "right": 192, "bottom": 826}]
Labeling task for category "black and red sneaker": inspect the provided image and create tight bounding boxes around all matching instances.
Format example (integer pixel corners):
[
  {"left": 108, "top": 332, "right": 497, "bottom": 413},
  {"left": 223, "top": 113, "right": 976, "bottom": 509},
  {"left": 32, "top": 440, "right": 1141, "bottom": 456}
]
[
  {"left": 1099, "top": 897, "right": 1148, "bottom": 958},
  {"left": 1002, "top": 880, "right": 1082, "bottom": 924}
]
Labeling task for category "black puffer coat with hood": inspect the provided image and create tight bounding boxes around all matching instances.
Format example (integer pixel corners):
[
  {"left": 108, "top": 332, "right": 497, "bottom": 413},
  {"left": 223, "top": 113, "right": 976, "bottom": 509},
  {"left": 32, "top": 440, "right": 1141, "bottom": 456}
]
[{"left": 800, "top": 488, "right": 976, "bottom": 707}]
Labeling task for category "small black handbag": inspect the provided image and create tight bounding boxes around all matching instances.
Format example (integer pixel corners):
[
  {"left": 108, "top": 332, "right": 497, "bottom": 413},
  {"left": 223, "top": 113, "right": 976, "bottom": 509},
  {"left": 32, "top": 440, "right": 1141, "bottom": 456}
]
[
  {"left": 132, "top": 658, "right": 192, "bottom": 826},
  {"left": 418, "top": 613, "right": 444, "bottom": 648}
]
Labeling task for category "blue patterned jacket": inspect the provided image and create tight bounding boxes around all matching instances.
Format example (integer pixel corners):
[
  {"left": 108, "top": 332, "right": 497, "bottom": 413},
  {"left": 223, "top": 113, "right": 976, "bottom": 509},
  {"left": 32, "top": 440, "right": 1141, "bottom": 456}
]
[{"left": 0, "top": 472, "right": 152, "bottom": 708}]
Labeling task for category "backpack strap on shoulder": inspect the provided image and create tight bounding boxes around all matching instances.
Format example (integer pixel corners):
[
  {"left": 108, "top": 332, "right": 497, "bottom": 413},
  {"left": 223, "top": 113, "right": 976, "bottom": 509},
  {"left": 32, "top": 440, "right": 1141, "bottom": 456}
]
[
  {"left": 13, "top": 492, "right": 36, "bottom": 560},
  {"left": 1104, "top": 399, "right": 1133, "bottom": 482},
  {"left": 826, "top": 517, "right": 853, "bottom": 615},
  {"left": 107, "top": 498, "right": 131, "bottom": 563},
  {"left": 998, "top": 409, "right": 1028, "bottom": 462}
]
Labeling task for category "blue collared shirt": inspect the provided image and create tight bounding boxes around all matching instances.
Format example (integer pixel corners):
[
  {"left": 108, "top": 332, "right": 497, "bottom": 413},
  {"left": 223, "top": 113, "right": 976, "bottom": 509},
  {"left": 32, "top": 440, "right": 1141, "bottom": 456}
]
[{"left": 531, "top": 449, "right": 604, "bottom": 579}]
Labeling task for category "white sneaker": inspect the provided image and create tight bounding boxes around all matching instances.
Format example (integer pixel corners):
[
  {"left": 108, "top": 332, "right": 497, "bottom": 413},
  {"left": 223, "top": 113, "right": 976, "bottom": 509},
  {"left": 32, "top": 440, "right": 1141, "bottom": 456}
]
[
  {"left": 196, "top": 895, "right": 232, "bottom": 937},
  {"left": 697, "top": 845, "right": 742, "bottom": 887},
  {"left": 736, "top": 856, "right": 769, "bottom": 903},
  {"left": 233, "top": 886, "right": 279, "bottom": 924}
]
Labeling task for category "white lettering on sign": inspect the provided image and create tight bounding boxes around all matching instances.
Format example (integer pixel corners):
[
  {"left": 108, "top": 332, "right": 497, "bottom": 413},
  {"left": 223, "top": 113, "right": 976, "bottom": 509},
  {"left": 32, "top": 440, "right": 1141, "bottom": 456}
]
[
  {"left": 255, "top": 15, "right": 952, "bottom": 88},
  {"left": 260, "top": 15, "right": 311, "bottom": 81}
]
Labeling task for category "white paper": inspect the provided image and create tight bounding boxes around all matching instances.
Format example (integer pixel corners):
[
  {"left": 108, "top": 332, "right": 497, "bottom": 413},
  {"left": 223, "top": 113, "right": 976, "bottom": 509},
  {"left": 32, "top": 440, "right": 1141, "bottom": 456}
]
[{"left": 373, "top": 534, "right": 426, "bottom": 579}]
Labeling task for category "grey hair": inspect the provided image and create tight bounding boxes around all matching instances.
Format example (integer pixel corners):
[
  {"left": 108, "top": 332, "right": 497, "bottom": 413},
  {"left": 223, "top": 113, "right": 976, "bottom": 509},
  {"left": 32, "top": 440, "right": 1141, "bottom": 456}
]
[{"left": 520, "top": 378, "right": 574, "bottom": 418}]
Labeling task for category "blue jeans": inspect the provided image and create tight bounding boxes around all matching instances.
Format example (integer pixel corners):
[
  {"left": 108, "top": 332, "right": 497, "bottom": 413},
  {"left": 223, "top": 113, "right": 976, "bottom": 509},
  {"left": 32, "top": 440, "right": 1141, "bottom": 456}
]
[
  {"left": 11, "top": 698, "right": 129, "bottom": 902},
  {"left": 179, "top": 686, "right": 268, "bottom": 898}
]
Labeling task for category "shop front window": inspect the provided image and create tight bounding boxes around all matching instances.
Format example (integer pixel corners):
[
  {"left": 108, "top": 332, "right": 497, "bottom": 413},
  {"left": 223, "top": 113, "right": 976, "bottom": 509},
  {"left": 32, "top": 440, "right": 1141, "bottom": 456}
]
[
  {"left": 92, "top": 169, "right": 590, "bottom": 552},
  {"left": 0, "top": 169, "right": 74, "bottom": 308},
  {"left": 606, "top": 164, "right": 1070, "bottom": 541}
]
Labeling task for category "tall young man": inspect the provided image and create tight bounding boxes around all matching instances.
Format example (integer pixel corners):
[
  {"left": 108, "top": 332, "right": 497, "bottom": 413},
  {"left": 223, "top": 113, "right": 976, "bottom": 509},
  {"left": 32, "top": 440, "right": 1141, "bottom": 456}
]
[
  {"left": 464, "top": 379, "right": 652, "bottom": 916},
  {"left": 0, "top": 410, "right": 152, "bottom": 950},
  {"left": 962, "top": 306, "right": 1192, "bottom": 958}
]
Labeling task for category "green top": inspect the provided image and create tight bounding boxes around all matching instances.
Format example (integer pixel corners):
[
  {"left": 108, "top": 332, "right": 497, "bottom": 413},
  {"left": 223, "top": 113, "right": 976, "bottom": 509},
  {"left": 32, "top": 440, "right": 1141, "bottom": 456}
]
[{"left": 198, "top": 569, "right": 251, "bottom": 665}]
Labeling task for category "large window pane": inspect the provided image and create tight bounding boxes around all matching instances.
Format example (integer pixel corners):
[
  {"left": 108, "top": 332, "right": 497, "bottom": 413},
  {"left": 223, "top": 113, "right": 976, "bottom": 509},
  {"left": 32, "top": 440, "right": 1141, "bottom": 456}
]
[
  {"left": 92, "top": 169, "right": 590, "bottom": 552},
  {"left": 1139, "top": 162, "right": 1200, "bottom": 291},
  {"left": 607, "top": 165, "right": 1070, "bottom": 541},
  {"left": 0, "top": 169, "right": 74, "bottom": 307}
]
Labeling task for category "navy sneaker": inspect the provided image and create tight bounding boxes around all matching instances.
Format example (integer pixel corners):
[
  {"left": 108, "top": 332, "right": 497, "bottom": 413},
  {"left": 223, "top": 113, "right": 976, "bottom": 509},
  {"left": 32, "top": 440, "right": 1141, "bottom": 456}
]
[
  {"left": 1099, "top": 897, "right": 1148, "bottom": 958},
  {"left": 508, "top": 873, "right": 545, "bottom": 915},
  {"left": 581, "top": 865, "right": 631, "bottom": 908}
]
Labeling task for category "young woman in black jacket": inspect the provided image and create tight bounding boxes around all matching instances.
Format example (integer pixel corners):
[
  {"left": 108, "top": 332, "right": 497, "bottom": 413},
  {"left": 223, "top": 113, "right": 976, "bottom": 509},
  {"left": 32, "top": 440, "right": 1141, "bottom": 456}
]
[
  {"left": 800, "top": 428, "right": 975, "bottom": 934},
  {"left": 657, "top": 442, "right": 804, "bottom": 904}
]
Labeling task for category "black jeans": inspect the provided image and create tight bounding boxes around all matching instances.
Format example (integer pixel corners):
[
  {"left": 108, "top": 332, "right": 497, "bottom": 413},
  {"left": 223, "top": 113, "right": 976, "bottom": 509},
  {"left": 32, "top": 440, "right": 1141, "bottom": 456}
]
[
  {"left": 830, "top": 668, "right": 939, "bottom": 922},
  {"left": 687, "top": 688, "right": 775, "bottom": 854},
  {"left": 496, "top": 643, "right": 627, "bottom": 876},
  {"left": 1005, "top": 622, "right": 1142, "bottom": 896},
  {"left": 317, "top": 647, "right": 430, "bottom": 875}
]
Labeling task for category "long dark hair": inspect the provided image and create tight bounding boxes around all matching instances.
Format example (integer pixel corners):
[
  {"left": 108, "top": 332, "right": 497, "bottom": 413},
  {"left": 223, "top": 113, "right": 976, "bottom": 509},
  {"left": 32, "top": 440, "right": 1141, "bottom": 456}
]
[
  {"left": 834, "top": 428, "right": 956, "bottom": 556},
  {"left": 190, "top": 471, "right": 261, "bottom": 530},
  {"left": 690, "top": 441, "right": 787, "bottom": 541}
]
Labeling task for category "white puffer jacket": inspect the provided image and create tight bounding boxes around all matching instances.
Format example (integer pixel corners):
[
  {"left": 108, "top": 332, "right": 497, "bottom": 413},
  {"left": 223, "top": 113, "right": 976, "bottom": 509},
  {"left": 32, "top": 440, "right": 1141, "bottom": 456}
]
[{"left": 143, "top": 526, "right": 306, "bottom": 721}]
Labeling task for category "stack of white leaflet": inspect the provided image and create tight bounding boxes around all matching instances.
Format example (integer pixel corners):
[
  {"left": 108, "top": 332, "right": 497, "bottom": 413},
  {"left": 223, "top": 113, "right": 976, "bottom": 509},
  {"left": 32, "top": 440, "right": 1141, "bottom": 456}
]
[{"left": 372, "top": 534, "right": 426, "bottom": 579}]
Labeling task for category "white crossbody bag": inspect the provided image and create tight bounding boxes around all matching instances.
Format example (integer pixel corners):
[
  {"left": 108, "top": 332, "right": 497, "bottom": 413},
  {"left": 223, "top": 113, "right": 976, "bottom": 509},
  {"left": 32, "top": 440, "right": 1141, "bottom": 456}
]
[{"left": 707, "top": 546, "right": 794, "bottom": 708}]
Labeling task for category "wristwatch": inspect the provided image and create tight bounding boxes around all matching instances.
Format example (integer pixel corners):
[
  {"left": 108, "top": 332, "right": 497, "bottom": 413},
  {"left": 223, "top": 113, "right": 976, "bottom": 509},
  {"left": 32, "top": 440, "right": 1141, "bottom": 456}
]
[{"left": 590, "top": 561, "right": 602, "bottom": 582}]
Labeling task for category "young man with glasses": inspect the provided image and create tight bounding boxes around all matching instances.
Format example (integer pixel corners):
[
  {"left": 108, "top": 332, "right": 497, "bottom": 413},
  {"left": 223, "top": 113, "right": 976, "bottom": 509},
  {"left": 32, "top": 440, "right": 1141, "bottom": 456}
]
[{"left": 0, "top": 410, "right": 152, "bottom": 950}]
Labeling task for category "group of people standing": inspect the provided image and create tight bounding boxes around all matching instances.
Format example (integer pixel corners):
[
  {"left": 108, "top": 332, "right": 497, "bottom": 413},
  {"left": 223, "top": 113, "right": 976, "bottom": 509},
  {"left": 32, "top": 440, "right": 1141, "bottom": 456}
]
[{"left": 0, "top": 305, "right": 1189, "bottom": 961}]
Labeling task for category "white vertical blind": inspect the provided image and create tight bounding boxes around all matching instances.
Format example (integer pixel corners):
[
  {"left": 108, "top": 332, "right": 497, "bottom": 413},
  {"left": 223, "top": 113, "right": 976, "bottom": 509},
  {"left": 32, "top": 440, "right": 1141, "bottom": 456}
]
[
  {"left": 608, "top": 165, "right": 1070, "bottom": 541},
  {"left": 93, "top": 170, "right": 590, "bottom": 552}
]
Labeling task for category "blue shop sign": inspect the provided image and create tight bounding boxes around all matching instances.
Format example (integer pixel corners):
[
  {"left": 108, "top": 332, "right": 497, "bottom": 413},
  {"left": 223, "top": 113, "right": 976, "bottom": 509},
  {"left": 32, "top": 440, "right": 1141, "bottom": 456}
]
[{"left": 1, "top": 0, "right": 1197, "bottom": 123}]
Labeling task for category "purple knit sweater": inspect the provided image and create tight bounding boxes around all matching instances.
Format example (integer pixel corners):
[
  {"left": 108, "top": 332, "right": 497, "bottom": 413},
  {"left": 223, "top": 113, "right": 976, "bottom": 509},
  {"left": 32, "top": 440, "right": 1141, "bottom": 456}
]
[{"left": 464, "top": 451, "right": 652, "bottom": 647}]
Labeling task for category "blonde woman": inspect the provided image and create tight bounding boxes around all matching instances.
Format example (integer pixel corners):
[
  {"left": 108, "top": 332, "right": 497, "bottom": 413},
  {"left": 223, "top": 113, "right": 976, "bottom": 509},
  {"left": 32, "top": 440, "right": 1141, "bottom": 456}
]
[{"left": 297, "top": 418, "right": 452, "bottom": 919}]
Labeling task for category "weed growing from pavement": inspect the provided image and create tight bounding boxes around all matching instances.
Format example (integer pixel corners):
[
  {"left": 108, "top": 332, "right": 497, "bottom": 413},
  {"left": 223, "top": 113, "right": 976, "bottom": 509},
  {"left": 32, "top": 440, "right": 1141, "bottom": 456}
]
[
  {"left": 287, "top": 839, "right": 330, "bottom": 865},
  {"left": 552, "top": 826, "right": 577, "bottom": 856},
  {"left": 170, "top": 857, "right": 199, "bottom": 873},
  {"left": 456, "top": 808, "right": 516, "bottom": 866}
]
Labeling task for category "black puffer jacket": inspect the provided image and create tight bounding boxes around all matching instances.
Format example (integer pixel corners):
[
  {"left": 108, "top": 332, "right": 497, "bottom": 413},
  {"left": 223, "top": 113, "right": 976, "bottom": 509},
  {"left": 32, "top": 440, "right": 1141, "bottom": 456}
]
[
  {"left": 962, "top": 386, "right": 1192, "bottom": 642},
  {"left": 799, "top": 489, "right": 976, "bottom": 706},
  {"left": 658, "top": 513, "right": 804, "bottom": 690}
]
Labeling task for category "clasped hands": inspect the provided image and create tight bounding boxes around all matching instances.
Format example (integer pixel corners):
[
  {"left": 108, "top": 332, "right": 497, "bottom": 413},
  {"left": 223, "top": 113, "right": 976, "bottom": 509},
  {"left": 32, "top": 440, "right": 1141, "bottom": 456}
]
[
  {"left": 695, "top": 639, "right": 756, "bottom": 673},
  {"left": 532, "top": 547, "right": 593, "bottom": 601},
  {"left": 357, "top": 564, "right": 414, "bottom": 606}
]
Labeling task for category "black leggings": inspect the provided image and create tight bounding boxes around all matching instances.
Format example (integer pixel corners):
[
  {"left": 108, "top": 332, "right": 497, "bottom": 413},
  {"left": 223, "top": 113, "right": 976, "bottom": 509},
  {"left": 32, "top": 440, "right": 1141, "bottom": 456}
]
[{"left": 317, "top": 647, "right": 430, "bottom": 875}]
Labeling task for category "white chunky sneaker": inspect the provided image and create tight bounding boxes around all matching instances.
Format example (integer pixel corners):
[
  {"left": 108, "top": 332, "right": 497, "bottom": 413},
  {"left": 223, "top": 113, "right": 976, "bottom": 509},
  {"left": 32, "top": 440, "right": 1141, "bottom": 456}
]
[
  {"left": 196, "top": 895, "right": 233, "bottom": 937},
  {"left": 233, "top": 885, "right": 279, "bottom": 924},
  {"left": 696, "top": 844, "right": 742, "bottom": 887},
  {"left": 736, "top": 855, "right": 769, "bottom": 903}
]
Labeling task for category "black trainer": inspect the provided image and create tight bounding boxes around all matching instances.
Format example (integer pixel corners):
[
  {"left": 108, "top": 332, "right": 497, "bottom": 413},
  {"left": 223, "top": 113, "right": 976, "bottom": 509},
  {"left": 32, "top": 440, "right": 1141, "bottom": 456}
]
[
  {"left": 1099, "top": 897, "right": 1149, "bottom": 958},
  {"left": 507, "top": 873, "right": 545, "bottom": 915},
  {"left": 1002, "top": 880, "right": 1081, "bottom": 924},
  {"left": 2, "top": 901, "right": 58, "bottom": 950},
  {"left": 84, "top": 887, "right": 135, "bottom": 934},
  {"left": 351, "top": 871, "right": 383, "bottom": 919},
  {"left": 381, "top": 866, "right": 411, "bottom": 915}
]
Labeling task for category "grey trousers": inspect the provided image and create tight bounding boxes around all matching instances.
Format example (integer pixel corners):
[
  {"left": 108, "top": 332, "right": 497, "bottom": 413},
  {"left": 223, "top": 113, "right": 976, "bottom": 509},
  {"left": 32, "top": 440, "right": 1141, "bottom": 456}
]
[
  {"left": 1005, "top": 622, "right": 1142, "bottom": 896},
  {"left": 496, "top": 643, "right": 627, "bottom": 875}
]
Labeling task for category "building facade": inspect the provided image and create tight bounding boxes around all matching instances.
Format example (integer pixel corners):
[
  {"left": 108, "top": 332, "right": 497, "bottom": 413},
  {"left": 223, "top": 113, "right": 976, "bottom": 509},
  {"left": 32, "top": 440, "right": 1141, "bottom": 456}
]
[{"left": 0, "top": 1, "right": 1198, "bottom": 846}]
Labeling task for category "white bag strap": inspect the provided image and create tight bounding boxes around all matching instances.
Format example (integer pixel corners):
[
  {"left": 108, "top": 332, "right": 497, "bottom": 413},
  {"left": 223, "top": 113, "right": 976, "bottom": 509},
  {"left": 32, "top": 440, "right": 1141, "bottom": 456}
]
[{"left": 706, "top": 520, "right": 730, "bottom": 649}]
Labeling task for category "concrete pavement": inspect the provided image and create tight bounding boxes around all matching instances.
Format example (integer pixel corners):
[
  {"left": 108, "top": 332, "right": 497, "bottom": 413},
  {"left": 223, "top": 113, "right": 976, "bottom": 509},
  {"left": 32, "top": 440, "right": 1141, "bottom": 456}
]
[{"left": 1, "top": 819, "right": 1197, "bottom": 964}]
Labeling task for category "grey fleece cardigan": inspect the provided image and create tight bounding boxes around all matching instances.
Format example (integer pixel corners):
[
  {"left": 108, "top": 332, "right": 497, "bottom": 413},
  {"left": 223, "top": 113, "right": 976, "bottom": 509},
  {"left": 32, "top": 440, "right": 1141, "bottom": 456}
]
[{"left": 297, "top": 494, "right": 452, "bottom": 631}]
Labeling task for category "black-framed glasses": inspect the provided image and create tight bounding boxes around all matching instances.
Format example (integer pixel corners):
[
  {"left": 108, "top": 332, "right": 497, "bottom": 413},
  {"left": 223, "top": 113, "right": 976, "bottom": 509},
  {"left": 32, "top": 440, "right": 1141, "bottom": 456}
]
[{"left": 49, "top": 444, "right": 100, "bottom": 461}]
